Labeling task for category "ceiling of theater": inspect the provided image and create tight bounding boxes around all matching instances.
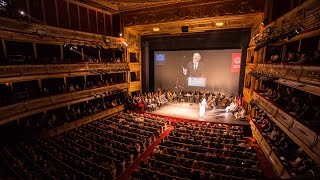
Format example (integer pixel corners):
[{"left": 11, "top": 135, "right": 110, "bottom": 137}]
[
  {"left": 87, "top": 0, "right": 199, "bottom": 12},
  {"left": 121, "top": 0, "right": 265, "bottom": 36},
  {"left": 126, "top": 14, "right": 263, "bottom": 36},
  {"left": 84, "top": 0, "right": 265, "bottom": 36}
]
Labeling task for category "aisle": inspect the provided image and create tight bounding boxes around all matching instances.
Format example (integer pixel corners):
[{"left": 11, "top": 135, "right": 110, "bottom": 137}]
[{"left": 117, "top": 126, "right": 174, "bottom": 180}]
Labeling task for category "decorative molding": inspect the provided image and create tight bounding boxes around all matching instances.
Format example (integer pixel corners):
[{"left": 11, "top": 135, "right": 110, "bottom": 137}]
[
  {"left": 128, "top": 63, "right": 141, "bottom": 72},
  {"left": 129, "top": 81, "right": 141, "bottom": 92},
  {"left": 122, "top": 0, "right": 264, "bottom": 26}
]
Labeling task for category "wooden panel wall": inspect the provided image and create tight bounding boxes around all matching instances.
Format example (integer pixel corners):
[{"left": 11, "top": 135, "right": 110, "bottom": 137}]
[
  {"left": 57, "top": 0, "right": 68, "bottom": 28},
  {"left": 10, "top": 0, "right": 114, "bottom": 36},
  {"left": 79, "top": 6, "right": 89, "bottom": 32},
  {"left": 44, "top": 0, "right": 57, "bottom": 26},
  {"left": 105, "top": 14, "right": 112, "bottom": 36},
  {"left": 69, "top": 3, "right": 79, "bottom": 31},
  {"left": 88, "top": 9, "right": 97, "bottom": 34},
  {"left": 97, "top": 12, "right": 104, "bottom": 35}
]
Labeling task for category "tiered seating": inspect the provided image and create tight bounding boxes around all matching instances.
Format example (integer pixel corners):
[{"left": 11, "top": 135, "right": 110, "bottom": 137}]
[
  {"left": 1, "top": 112, "right": 168, "bottom": 179},
  {"left": 250, "top": 100, "right": 318, "bottom": 176},
  {"left": 131, "top": 123, "right": 262, "bottom": 180}
]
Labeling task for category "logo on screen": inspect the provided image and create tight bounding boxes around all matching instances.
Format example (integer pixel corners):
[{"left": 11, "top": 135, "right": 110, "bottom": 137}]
[
  {"left": 234, "top": 57, "right": 241, "bottom": 64},
  {"left": 155, "top": 53, "right": 165, "bottom": 65},
  {"left": 231, "top": 53, "right": 241, "bottom": 72}
]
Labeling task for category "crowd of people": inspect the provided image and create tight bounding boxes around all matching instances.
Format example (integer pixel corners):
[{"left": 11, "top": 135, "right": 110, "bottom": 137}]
[
  {"left": 131, "top": 122, "right": 262, "bottom": 180},
  {"left": 1, "top": 112, "right": 168, "bottom": 179},
  {"left": 0, "top": 73, "right": 125, "bottom": 107},
  {"left": 250, "top": 100, "right": 318, "bottom": 175},
  {"left": 127, "top": 89, "right": 239, "bottom": 111},
  {"left": 267, "top": 50, "right": 320, "bottom": 65},
  {"left": 20, "top": 91, "right": 125, "bottom": 130},
  {"left": 259, "top": 83, "right": 320, "bottom": 131}
]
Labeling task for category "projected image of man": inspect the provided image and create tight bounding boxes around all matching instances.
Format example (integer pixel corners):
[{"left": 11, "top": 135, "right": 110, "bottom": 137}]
[{"left": 183, "top": 53, "right": 205, "bottom": 77}]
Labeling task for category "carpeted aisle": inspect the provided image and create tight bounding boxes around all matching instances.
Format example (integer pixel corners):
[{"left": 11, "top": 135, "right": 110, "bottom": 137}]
[{"left": 117, "top": 126, "right": 174, "bottom": 180}]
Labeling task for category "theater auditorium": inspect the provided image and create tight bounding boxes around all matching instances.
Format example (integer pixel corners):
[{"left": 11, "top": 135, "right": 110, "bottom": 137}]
[{"left": 0, "top": 0, "right": 319, "bottom": 179}]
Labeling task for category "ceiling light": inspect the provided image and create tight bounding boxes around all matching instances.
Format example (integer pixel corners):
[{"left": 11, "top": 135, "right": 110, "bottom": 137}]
[
  {"left": 215, "top": 22, "right": 224, "bottom": 26},
  {"left": 153, "top": 27, "right": 160, "bottom": 32}
]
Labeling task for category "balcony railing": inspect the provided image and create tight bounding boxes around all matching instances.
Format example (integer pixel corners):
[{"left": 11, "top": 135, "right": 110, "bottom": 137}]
[
  {"left": 0, "top": 83, "right": 128, "bottom": 126},
  {"left": 254, "top": 64, "right": 320, "bottom": 86},
  {"left": 249, "top": 119, "right": 291, "bottom": 179},
  {"left": 43, "top": 105, "right": 124, "bottom": 138},
  {"left": 0, "top": 63, "right": 129, "bottom": 82}
]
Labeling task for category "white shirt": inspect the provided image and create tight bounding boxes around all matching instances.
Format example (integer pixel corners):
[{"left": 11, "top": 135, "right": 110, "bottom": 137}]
[{"left": 194, "top": 63, "right": 199, "bottom": 70}]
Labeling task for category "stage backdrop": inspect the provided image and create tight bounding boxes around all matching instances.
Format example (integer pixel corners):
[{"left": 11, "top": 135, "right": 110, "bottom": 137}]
[{"left": 154, "top": 49, "right": 242, "bottom": 93}]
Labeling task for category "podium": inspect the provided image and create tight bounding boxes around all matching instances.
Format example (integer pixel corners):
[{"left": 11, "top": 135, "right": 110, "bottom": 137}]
[
  {"left": 188, "top": 77, "right": 206, "bottom": 87},
  {"left": 199, "top": 98, "right": 207, "bottom": 118}
]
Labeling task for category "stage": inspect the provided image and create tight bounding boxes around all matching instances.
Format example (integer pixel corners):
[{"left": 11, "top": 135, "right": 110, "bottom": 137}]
[{"left": 150, "top": 102, "right": 249, "bottom": 126}]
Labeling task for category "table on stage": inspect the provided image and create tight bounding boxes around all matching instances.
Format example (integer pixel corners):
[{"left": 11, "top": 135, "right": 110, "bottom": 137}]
[{"left": 184, "top": 94, "right": 193, "bottom": 103}]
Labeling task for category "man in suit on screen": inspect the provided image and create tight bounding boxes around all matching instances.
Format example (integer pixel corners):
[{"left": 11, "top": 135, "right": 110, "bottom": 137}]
[{"left": 182, "top": 53, "right": 205, "bottom": 78}]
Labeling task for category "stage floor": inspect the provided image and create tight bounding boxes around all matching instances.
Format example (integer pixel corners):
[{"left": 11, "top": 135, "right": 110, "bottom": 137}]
[{"left": 150, "top": 102, "right": 249, "bottom": 126}]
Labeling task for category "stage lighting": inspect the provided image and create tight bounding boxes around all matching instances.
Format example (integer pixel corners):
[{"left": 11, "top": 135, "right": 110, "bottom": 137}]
[
  {"left": 153, "top": 27, "right": 160, "bottom": 32},
  {"left": 215, "top": 22, "right": 224, "bottom": 27},
  {"left": 119, "top": 32, "right": 123, "bottom": 37},
  {"left": 19, "top": 11, "right": 24, "bottom": 15}
]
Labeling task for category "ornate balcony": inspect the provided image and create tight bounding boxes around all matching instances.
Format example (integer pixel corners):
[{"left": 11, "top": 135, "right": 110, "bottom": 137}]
[
  {"left": 251, "top": 91, "right": 320, "bottom": 164},
  {"left": 0, "top": 83, "right": 128, "bottom": 125},
  {"left": 0, "top": 63, "right": 128, "bottom": 83}
]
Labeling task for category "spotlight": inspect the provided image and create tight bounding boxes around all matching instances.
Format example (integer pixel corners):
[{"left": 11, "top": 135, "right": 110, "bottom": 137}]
[
  {"left": 19, "top": 11, "right": 24, "bottom": 15},
  {"left": 119, "top": 33, "right": 123, "bottom": 37}
]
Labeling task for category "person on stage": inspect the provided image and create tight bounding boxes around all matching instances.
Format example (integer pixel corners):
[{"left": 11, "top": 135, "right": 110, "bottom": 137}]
[{"left": 199, "top": 97, "right": 207, "bottom": 118}]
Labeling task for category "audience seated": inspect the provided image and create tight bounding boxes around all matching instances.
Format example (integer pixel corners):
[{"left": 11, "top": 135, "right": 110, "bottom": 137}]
[
  {"left": 250, "top": 100, "right": 318, "bottom": 176},
  {"left": 131, "top": 122, "right": 263, "bottom": 180},
  {"left": 263, "top": 49, "right": 320, "bottom": 66},
  {"left": 0, "top": 74, "right": 125, "bottom": 108},
  {"left": 258, "top": 82, "right": 320, "bottom": 131},
  {"left": 19, "top": 90, "right": 125, "bottom": 130},
  {"left": 1, "top": 112, "right": 168, "bottom": 179}
]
